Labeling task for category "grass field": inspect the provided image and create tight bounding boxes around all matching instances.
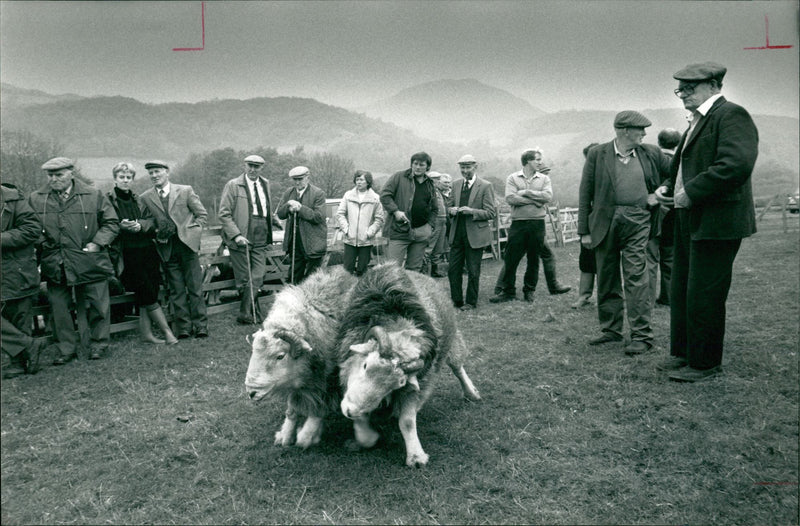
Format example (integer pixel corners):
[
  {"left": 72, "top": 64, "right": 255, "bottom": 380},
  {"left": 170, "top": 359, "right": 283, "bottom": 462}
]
[{"left": 2, "top": 212, "right": 798, "bottom": 525}]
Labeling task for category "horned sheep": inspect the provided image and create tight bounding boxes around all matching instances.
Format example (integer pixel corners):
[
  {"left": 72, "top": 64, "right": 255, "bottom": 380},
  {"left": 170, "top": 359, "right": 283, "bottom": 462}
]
[{"left": 337, "top": 263, "right": 481, "bottom": 467}]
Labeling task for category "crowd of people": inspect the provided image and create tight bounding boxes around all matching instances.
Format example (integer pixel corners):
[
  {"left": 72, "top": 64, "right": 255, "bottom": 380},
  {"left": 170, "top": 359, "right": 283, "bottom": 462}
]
[{"left": 1, "top": 61, "right": 757, "bottom": 384}]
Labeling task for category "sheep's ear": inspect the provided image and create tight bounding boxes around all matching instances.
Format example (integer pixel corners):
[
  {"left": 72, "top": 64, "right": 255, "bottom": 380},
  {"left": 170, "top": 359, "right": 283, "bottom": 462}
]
[
  {"left": 408, "top": 375, "right": 420, "bottom": 392},
  {"left": 349, "top": 342, "right": 372, "bottom": 355}
]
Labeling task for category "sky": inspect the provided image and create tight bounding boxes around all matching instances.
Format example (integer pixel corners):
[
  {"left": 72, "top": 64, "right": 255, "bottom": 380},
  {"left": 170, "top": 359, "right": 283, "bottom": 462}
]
[{"left": 1, "top": 1, "right": 798, "bottom": 117}]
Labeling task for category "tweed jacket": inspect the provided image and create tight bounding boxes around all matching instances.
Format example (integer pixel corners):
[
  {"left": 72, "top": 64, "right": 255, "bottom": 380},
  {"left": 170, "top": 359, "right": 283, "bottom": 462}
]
[
  {"left": 276, "top": 184, "right": 328, "bottom": 258},
  {"left": 447, "top": 177, "right": 496, "bottom": 248},
  {"left": 28, "top": 179, "right": 119, "bottom": 285},
  {"left": 1, "top": 185, "right": 41, "bottom": 300},
  {"left": 578, "top": 141, "right": 671, "bottom": 249},
  {"left": 218, "top": 174, "right": 274, "bottom": 247},
  {"left": 664, "top": 96, "right": 758, "bottom": 240},
  {"left": 139, "top": 183, "right": 208, "bottom": 257}
]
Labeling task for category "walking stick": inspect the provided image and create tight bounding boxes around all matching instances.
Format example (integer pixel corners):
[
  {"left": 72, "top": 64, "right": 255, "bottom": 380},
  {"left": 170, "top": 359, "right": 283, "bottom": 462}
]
[
  {"left": 245, "top": 242, "right": 258, "bottom": 325},
  {"left": 291, "top": 210, "right": 297, "bottom": 284}
]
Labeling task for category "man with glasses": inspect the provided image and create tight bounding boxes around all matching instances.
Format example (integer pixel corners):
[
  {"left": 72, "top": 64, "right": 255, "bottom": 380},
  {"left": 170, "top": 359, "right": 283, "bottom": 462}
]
[
  {"left": 655, "top": 62, "right": 758, "bottom": 382},
  {"left": 276, "top": 166, "right": 328, "bottom": 283},
  {"left": 219, "top": 154, "right": 274, "bottom": 324},
  {"left": 578, "top": 112, "right": 671, "bottom": 356}
]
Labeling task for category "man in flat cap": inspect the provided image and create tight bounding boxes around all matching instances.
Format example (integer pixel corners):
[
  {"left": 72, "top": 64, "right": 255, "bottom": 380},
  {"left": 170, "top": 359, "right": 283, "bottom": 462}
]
[
  {"left": 218, "top": 154, "right": 274, "bottom": 324},
  {"left": 490, "top": 148, "right": 553, "bottom": 305},
  {"left": 1, "top": 182, "right": 48, "bottom": 377},
  {"left": 655, "top": 62, "right": 758, "bottom": 382},
  {"left": 28, "top": 157, "right": 120, "bottom": 363},
  {"left": 447, "top": 155, "right": 496, "bottom": 310},
  {"left": 276, "top": 166, "right": 327, "bottom": 283},
  {"left": 578, "top": 112, "right": 671, "bottom": 356},
  {"left": 380, "top": 152, "right": 439, "bottom": 272},
  {"left": 139, "top": 161, "right": 209, "bottom": 338}
]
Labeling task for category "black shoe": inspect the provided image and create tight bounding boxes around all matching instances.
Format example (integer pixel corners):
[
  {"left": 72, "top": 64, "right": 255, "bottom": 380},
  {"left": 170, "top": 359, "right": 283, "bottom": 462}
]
[
  {"left": 623, "top": 341, "right": 652, "bottom": 355},
  {"left": 236, "top": 317, "right": 256, "bottom": 325},
  {"left": 177, "top": 332, "right": 191, "bottom": 340},
  {"left": 194, "top": 328, "right": 209, "bottom": 338},
  {"left": 53, "top": 353, "right": 78, "bottom": 366},
  {"left": 588, "top": 333, "right": 623, "bottom": 346},
  {"left": 549, "top": 284, "right": 572, "bottom": 295},
  {"left": 489, "top": 294, "right": 515, "bottom": 304},
  {"left": 523, "top": 291, "right": 534, "bottom": 303},
  {"left": 656, "top": 356, "right": 687, "bottom": 371},
  {"left": 89, "top": 351, "right": 102, "bottom": 360},
  {"left": 669, "top": 365, "right": 722, "bottom": 383}
]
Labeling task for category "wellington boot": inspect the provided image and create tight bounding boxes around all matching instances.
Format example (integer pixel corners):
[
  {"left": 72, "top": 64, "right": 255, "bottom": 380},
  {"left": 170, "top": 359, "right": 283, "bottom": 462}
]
[
  {"left": 140, "top": 310, "right": 166, "bottom": 344},
  {"left": 147, "top": 305, "right": 179, "bottom": 345}
]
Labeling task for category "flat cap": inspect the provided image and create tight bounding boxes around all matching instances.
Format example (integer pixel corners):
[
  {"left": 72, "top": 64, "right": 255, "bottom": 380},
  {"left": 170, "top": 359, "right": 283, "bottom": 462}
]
[
  {"left": 614, "top": 110, "right": 652, "bottom": 129},
  {"left": 244, "top": 154, "right": 265, "bottom": 165},
  {"left": 144, "top": 160, "right": 170, "bottom": 170},
  {"left": 439, "top": 173, "right": 452, "bottom": 183},
  {"left": 457, "top": 154, "right": 477, "bottom": 164},
  {"left": 673, "top": 62, "right": 727, "bottom": 82},
  {"left": 288, "top": 166, "right": 310, "bottom": 178},
  {"left": 41, "top": 157, "right": 74, "bottom": 171},
  {"left": 427, "top": 171, "right": 442, "bottom": 180}
]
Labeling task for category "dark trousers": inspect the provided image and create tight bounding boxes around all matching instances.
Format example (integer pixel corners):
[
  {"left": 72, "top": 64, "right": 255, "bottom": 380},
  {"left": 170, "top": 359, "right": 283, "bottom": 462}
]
[
  {"left": 288, "top": 231, "right": 323, "bottom": 284},
  {"left": 670, "top": 209, "right": 741, "bottom": 369},
  {"left": 48, "top": 278, "right": 110, "bottom": 357},
  {"left": 1, "top": 296, "right": 35, "bottom": 358},
  {"left": 594, "top": 206, "right": 652, "bottom": 343},
  {"left": 165, "top": 240, "right": 207, "bottom": 334},
  {"left": 343, "top": 244, "right": 372, "bottom": 276},
  {"left": 496, "top": 220, "right": 545, "bottom": 295},
  {"left": 447, "top": 231, "right": 484, "bottom": 306},
  {"left": 229, "top": 242, "right": 269, "bottom": 322}
]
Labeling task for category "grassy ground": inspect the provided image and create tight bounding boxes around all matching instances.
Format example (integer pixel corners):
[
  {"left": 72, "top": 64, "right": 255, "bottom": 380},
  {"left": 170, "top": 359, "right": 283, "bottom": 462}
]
[{"left": 2, "top": 212, "right": 797, "bottom": 525}]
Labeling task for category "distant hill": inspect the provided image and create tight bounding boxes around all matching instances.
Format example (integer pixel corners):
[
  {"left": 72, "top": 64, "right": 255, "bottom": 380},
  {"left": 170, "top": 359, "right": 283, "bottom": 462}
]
[
  {"left": 358, "top": 78, "right": 545, "bottom": 145},
  {"left": 0, "top": 82, "right": 85, "bottom": 107},
  {"left": 0, "top": 89, "right": 465, "bottom": 173}
]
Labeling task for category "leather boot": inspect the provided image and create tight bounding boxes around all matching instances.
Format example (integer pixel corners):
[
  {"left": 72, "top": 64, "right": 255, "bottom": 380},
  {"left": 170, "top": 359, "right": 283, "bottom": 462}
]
[
  {"left": 543, "top": 256, "right": 571, "bottom": 294},
  {"left": 140, "top": 309, "right": 166, "bottom": 344},
  {"left": 571, "top": 272, "right": 595, "bottom": 308},
  {"left": 148, "top": 305, "right": 178, "bottom": 345}
]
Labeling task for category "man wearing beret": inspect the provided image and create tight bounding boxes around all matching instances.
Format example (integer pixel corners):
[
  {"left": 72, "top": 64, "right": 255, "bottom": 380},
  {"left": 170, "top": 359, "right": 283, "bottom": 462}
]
[
  {"left": 276, "top": 166, "right": 328, "bottom": 283},
  {"left": 655, "top": 62, "right": 758, "bottom": 382},
  {"left": 218, "top": 154, "right": 274, "bottom": 324},
  {"left": 28, "top": 157, "right": 120, "bottom": 363},
  {"left": 578, "top": 112, "right": 671, "bottom": 356},
  {"left": 139, "top": 161, "right": 209, "bottom": 338},
  {"left": 447, "top": 155, "right": 496, "bottom": 310},
  {"left": 2, "top": 183, "right": 48, "bottom": 377}
]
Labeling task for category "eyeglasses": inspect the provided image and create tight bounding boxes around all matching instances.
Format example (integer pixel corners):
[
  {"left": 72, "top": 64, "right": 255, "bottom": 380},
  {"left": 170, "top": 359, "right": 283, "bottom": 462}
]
[{"left": 674, "top": 83, "right": 699, "bottom": 97}]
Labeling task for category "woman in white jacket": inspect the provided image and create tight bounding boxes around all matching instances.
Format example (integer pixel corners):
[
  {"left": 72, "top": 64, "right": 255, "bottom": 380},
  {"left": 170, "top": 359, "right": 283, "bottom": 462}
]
[{"left": 336, "top": 170, "right": 385, "bottom": 275}]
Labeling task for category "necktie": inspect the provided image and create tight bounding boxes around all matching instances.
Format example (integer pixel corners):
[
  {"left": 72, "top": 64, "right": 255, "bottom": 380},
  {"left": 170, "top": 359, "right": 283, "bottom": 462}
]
[
  {"left": 59, "top": 191, "right": 69, "bottom": 201},
  {"left": 159, "top": 189, "right": 166, "bottom": 198},
  {"left": 253, "top": 181, "right": 265, "bottom": 217}
]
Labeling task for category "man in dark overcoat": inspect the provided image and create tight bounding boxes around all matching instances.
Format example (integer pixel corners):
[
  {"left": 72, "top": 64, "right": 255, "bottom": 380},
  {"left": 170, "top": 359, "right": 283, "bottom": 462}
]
[{"left": 655, "top": 62, "right": 758, "bottom": 382}]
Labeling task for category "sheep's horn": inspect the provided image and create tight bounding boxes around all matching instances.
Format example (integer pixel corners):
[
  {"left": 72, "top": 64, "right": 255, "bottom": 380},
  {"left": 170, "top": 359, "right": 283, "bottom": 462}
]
[
  {"left": 274, "top": 329, "right": 312, "bottom": 356},
  {"left": 366, "top": 326, "right": 390, "bottom": 354},
  {"left": 399, "top": 358, "right": 425, "bottom": 373}
]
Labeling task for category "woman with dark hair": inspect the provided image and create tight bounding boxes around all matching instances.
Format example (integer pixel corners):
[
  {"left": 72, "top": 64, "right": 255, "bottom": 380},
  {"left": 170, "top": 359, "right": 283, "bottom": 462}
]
[
  {"left": 336, "top": 170, "right": 384, "bottom": 275},
  {"left": 107, "top": 162, "right": 178, "bottom": 344}
]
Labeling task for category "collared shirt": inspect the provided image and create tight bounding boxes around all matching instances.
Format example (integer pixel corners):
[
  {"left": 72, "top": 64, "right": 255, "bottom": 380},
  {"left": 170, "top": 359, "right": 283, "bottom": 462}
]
[
  {"left": 614, "top": 139, "right": 637, "bottom": 165},
  {"left": 247, "top": 176, "right": 269, "bottom": 216},
  {"left": 675, "top": 93, "right": 724, "bottom": 208},
  {"left": 157, "top": 182, "right": 171, "bottom": 198},
  {"left": 465, "top": 176, "right": 476, "bottom": 189},
  {"left": 57, "top": 183, "right": 73, "bottom": 201}
]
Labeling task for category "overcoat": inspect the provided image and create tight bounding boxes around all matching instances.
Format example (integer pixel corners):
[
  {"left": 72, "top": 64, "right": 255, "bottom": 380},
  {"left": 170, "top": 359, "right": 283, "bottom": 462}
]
[
  {"left": 663, "top": 96, "right": 758, "bottom": 240},
  {"left": 276, "top": 184, "right": 328, "bottom": 258},
  {"left": 1, "top": 185, "right": 41, "bottom": 300},
  {"left": 28, "top": 179, "right": 119, "bottom": 285},
  {"left": 218, "top": 174, "right": 274, "bottom": 247},
  {"left": 336, "top": 187, "right": 384, "bottom": 247}
]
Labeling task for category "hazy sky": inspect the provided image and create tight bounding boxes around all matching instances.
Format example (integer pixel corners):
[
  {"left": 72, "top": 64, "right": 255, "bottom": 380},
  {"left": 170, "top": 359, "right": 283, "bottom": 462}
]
[{"left": 1, "top": 1, "right": 798, "bottom": 117}]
